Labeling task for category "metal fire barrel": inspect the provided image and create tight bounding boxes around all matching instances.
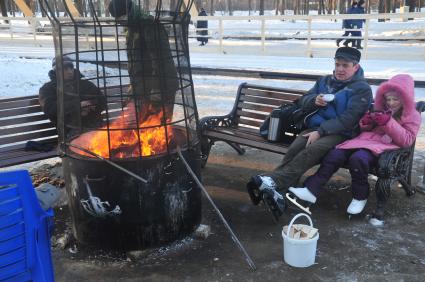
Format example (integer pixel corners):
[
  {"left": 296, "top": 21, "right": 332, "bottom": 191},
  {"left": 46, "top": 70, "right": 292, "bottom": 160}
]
[
  {"left": 63, "top": 147, "right": 201, "bottom": 250},
  {"left": 40, "top": 0, "right": 202, "bottom": 250}
]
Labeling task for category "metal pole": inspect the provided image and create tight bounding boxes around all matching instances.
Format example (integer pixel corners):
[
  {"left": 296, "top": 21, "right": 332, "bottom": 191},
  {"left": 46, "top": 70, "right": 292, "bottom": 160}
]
[
  {"left": 176, "top": 147, "right": 257, "bottom": 271},
  {"left": 66, "top": 143, "right": 148, "bottom": 184}
]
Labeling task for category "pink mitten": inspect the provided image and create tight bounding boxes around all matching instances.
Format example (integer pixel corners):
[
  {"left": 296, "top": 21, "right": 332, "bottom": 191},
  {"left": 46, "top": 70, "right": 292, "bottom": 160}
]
[
  {"left": 372, "top": 111, "right": 392, "bottom": 126},
  {"left": 381, "top": 134, "right": 392, "bottom": 144},
  {"left": 360, "top": 112, "right": 374, "bottom": 126}
]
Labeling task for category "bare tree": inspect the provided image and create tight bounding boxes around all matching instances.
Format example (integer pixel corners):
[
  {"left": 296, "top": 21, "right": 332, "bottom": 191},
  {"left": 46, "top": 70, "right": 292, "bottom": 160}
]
[
  {"left": 227, "top": 0, "right": 233, "bottom": 15},
  {"left": 210, "top": 0, "right": 214, "bottom": 15},
  {"left": 0, "top": 0, "right": 8, "bottom": 21}
]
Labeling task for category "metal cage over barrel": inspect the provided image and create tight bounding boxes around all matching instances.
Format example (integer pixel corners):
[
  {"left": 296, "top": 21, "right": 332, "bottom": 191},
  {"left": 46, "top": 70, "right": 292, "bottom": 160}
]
[{"left": 40, "top": 0, "right": 202, "bottom": 250}]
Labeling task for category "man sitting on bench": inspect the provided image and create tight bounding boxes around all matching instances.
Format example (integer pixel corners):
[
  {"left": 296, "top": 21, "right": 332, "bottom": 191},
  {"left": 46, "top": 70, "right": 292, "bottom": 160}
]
[
  {"left": 39, "top": 56, "right": 106, "bottom": 137},
  {"left": 247, "top": 47, "right": 373, "bottom": 221}
]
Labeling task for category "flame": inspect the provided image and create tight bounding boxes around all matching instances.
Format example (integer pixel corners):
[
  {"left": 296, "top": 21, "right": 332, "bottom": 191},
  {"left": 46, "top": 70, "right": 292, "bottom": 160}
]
[{"left": 71, "top": 102, "right": 173, "bottom": 158}]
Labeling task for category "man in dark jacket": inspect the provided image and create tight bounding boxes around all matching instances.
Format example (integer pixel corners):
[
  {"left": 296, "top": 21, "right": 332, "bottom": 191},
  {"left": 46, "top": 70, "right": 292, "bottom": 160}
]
[
  {"left": 196, "top": 8, "right": 208, "bottom": 46},
  {"left": 350, "top": 0, "right": 366, "bottom": 49},
  {"left": 39, "top": 56, "right": 105, "bottom": 136},
  {"left": 247, "top": 47, "right": 373, "bottom": 221},
  {"left": 336, "top": 1, "right": 357, "bottom": 47}
]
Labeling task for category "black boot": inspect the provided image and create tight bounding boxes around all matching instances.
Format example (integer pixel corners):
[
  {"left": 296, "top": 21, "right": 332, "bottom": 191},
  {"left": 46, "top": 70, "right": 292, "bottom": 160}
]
[{"left": 336, "top": 39, "right": 341, "bottom": 47}]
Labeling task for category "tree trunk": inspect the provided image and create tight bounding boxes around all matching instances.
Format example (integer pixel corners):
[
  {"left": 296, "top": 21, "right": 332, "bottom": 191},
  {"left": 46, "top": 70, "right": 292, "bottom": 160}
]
[
  {"left": 227, "top": 0, "right": 233, "bottom": 15},
  {"left": 0, "top": 0, "right": 8, "bottom": 22},
  {"left": 275, "top": 0, "right": 279, "bottom": 15},
  {"left": 210, "top": 0, "right": 214, "bottom": 15},
  {"left": 259, "top": 0, "right": 264, "bottom": 15},
  {"left": 280, "top": 0, "right": 285, "bottom": 15}
]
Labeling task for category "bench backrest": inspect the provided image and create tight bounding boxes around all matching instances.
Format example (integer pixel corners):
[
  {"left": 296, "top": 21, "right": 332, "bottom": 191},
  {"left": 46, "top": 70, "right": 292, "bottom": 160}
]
[
  {"left": 0, "top": 85, "right": 133, "bottom": 149},
  {"left": 0, "top": 95, "right": 57, "bottom": 148},
  {"left": 232, "top": 83, "right": 307, "bottom": 129}
]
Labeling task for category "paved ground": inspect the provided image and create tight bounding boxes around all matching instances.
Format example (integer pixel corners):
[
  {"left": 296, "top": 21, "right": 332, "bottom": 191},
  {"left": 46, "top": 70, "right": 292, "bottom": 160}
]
[{"left": 39, "top": 141, "right": 425, "bottom": 281}]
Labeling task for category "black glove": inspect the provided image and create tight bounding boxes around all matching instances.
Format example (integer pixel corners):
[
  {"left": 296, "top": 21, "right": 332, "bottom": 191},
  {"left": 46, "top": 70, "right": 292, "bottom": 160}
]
[{"left": 25, "top": 141, "right": 54, "bottom": 152}]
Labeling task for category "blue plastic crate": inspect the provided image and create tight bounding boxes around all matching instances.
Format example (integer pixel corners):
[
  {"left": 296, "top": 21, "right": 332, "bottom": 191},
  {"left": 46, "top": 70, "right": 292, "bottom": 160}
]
[{"left": 0, "top": 170, "right": 55, "bottom": 282}]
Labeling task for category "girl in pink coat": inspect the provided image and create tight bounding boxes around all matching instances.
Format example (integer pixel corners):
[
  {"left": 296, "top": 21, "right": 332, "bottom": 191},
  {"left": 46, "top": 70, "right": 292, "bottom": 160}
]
[{"left": 289, "top": 74, "right": 421, "bottom": 215}]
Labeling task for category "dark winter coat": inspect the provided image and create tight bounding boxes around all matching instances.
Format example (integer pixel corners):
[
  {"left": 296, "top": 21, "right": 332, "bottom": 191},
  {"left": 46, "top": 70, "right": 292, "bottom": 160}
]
[
  {"left": 297, "top": 66, "right": 372, "bottom": 138},
  {"left": 39, "top": 70, "right": 105, "bottom": 132},
  {"left": 350, "top": 6, "right": 365, "bottom": 29},
  {"left": 197, "top": 10, "right": 208, "bottom": 43},
  {"left": 125, "top": 6, "right": 179, "bottom": 118},
  {"left": 342, "top": 6, "right": 356, "bottom": 29}
]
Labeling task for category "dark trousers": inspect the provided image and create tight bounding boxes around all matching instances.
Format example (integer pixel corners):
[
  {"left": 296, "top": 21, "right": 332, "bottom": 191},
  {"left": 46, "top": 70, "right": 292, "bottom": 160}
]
[
  {"left": 336, "top": 30, "right": 350, "bottom": 45},
  {"left": 266, "top": 129, "right": 347, "bottom": 192},
  {"left": 345, "top": 30, "right": 362, "bottom": 47},
  {"left": 304, "top": 148, "right": 377, "bottom": 200}
]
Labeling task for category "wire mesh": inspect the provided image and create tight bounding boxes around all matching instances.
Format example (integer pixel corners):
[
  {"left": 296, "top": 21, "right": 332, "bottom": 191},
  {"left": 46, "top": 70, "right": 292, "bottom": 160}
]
[{"left": 39, "top": 0, "right": 199, "bottom": 159}]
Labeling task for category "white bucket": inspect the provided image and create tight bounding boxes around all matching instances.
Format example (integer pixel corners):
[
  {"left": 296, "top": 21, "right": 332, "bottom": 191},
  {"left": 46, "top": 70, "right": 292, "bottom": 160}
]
[{"left": 282, "top": 213, "right": 319, "bottom": 267}]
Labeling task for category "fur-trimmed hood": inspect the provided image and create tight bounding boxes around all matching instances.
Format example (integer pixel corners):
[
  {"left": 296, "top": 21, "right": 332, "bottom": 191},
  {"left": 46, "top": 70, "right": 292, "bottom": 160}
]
[{"left": 374, "top": 74, "right": 416, "bottom": 119}]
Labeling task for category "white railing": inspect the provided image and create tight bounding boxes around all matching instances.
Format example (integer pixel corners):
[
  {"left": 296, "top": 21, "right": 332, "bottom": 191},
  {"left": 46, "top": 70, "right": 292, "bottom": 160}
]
[
  {"left": 190, "top": 12, "right": 425, "bottom": 59},
  {"left": 1, "top": 12, "right": 424, "bottom": 59}
]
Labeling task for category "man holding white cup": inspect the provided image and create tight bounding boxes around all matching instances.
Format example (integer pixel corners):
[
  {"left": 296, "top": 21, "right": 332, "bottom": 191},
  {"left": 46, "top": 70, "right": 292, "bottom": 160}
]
[{"left": 247, "top": 47, "right": 373, "bottom": 221}]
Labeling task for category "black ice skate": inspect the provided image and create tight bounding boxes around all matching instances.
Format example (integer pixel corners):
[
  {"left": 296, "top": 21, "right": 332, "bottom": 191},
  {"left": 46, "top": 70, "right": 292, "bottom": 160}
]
[
  {"left": 262, "top": 188, "right": 286, "bottom": 222},
  {"left": 247, "top": 175, "right": 278, "bottom": 206}
]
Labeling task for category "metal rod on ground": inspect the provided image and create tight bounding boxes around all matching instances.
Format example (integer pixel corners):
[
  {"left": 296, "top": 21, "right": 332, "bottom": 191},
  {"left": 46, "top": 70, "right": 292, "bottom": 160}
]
[
  {"left": 176, "top": 147, "right": 257, "bottom": 271},
  {"left": 66, "top": 143, "right": 148, "bottom": 184}
]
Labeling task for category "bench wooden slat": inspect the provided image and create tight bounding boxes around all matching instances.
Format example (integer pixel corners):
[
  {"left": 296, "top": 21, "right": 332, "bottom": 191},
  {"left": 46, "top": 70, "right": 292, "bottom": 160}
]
[
  {"left": 0, "top": 150, "right": 58, "bottom": 168},
  {"left": 237, "top": 101, "right": 276, "bottom": 113},
  {"left": 240, "top": 95, "right": 288, "bottom": 107},
  {"left": 0, "top": 122, "right": 55, "bottom": 136},
  {"left": 204, "top": 129, "right": 291, "bottom": 154},
  {"left": 0, "top": 105, "right": 43, "bottom": 118},
  {"left": 236, "top": 117, "right": 262, "bottom": 128},
  {"left": 0, "top": 97, "right": 39, "bottom": 111},
  {"left": 242, "top": 87, "right": 305, "bottom": 101},
  {"left": 0, "top": 114, "right": 47, "bottom": 127},
  {"left": 0, "top": 129, "right": 58, "bottom": 145},
  {"left": 241, "top": 86, "right": 307, "bottom": 96},
  {"left": 236, "top": 110, "right": 268, "bottom": 121},
  {"left": 0, "top": 138, "right": 57, "bottom": 152}
]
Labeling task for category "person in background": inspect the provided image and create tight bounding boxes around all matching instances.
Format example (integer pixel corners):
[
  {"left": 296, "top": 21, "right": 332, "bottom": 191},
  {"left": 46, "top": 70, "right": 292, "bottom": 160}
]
[
  {"left": 350, "top": 0, "right": 366, "bottom": 49},
  {"left": 288, "top": 74, "right": 421, "bottom": 215},
  {"left": 39, "top": 56, "right": 105, "bottom": 136},
  {"left": 247, "top": 47, "right": 373, "bottom": 221},
  {"left": 196, "top": 8, "right": 208, "bottom": 46},
  {"left": 336, "top": 1, "right": 357, "bottom": 47}
]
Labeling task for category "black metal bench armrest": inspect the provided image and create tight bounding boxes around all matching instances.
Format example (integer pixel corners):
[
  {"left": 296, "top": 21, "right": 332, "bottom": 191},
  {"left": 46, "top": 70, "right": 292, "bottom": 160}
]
[
  {"left": 198, "top": 113, "right": 236, "bottom": 132},
  {"left": 377, "top": 147, "right": 413, "bottom": 179}
]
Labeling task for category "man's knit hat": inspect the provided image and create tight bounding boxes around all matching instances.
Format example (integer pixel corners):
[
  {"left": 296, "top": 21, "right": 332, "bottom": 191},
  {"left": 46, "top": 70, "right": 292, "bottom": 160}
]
[
  {"left": 52, "top": 55, "right": 74, "bottom": 70},
  {"left": 334, "top": 47, "right": 361, "bottom": 63}
]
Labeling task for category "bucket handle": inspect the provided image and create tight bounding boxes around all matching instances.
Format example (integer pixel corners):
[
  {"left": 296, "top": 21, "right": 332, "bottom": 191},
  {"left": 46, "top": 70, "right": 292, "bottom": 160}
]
[{"left": 286, "top": 213, "right": 314, "bottom": 239}]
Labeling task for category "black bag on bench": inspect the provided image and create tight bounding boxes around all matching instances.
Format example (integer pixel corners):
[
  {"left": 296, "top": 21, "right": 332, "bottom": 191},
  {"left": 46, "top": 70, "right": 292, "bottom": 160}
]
[{"left": 260, "top": 103, "right": 316, "bottom": 141}]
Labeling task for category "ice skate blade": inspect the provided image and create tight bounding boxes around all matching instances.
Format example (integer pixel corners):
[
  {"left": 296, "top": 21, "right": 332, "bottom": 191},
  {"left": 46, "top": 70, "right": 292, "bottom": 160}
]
[{"left": 285, "top": 193, "right": 312, "bottom": 215}]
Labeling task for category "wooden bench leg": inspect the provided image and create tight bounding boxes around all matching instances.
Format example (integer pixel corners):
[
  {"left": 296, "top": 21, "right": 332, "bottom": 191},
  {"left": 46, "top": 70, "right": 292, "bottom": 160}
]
[{"left": 226, "top": 142, "right": 246, "bottom": 155}]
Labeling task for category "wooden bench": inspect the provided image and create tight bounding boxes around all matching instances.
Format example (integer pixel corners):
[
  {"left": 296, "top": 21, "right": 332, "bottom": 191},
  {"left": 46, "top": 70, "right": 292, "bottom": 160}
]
[
  {"left": 0, "top": 86, "right": 129, "bottom": 168},
  {"left": 0, "top": 95, "right": 59, "bottom": 168},
  {"left": 198, "top": 82, "right": 425, "bottom": 219}
]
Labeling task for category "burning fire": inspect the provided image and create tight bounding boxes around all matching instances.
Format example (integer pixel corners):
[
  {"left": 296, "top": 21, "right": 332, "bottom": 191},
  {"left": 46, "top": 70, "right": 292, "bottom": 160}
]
[{"left": 71, "top": 102, "right": 173, "bottom": 158}]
